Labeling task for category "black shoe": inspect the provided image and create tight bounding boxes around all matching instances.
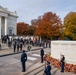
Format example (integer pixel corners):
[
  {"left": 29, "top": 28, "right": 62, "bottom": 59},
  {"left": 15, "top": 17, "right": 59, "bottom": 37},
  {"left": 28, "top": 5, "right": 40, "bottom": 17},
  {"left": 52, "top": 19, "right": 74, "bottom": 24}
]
[
  {"left": 61, "top": 71, "right": 64, "bottom": 73},
  {"left": 22, "top": 70, "right": 26, "bottom": 72}
]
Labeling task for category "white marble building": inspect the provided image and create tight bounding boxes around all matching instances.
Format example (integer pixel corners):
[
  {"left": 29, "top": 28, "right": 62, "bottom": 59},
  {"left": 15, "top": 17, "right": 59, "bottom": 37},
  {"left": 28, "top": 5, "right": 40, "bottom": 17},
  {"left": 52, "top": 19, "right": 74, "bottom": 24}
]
[{"left": 0, "top": 6, "right": 18, "bottom": 39}]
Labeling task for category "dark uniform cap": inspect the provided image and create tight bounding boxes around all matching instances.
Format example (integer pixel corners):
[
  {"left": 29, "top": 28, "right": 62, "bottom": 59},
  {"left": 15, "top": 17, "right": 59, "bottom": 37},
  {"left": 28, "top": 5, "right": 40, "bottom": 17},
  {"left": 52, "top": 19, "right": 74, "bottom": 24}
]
[
  {"left": 23, "top": 50, "right": 25, "bottom": 52},
  {"left": 47, "top": 61, "right": 50, "bottom": 64}
]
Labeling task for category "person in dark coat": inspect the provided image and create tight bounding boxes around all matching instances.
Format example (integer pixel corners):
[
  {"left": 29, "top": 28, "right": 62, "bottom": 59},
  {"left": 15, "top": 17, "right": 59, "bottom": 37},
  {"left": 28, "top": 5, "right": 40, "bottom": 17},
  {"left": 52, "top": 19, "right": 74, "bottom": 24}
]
[
  {"left": 20, "top": 42, "right": 23, "bottom": 51},
  {"left": 40, "top": 47, "right": 44, "bottom": 63},
  {"left": 17, "top": 42, "right": 20, "bottom": 52},
  {"left": 44, "top": 61, "right": 51, "bottom": 75},
  {"left": 21, "top": 50, "right": 27, "bottom": 72},
  {"left": 60, "top": 55, "right": 65, "bottom": 72},
  {"left": 1, "top": 36, "right": 4, "bottom": 43},
  {"left": 13, "top": 41, "right": 16, "bottom": 52}
]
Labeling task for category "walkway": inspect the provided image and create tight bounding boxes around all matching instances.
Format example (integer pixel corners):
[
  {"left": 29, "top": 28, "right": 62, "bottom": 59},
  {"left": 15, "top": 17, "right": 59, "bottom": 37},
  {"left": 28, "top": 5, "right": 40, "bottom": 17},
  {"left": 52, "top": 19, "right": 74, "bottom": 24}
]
[{"left": 0, "top": 47, "right": 76, "bottom": 75}]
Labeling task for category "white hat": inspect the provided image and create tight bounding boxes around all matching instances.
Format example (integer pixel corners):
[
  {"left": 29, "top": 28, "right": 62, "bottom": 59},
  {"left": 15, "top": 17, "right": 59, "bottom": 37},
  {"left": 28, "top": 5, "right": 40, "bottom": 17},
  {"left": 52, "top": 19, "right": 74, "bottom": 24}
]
[{"left": 41, "top": 47, "right": 43, "bottom": 49}]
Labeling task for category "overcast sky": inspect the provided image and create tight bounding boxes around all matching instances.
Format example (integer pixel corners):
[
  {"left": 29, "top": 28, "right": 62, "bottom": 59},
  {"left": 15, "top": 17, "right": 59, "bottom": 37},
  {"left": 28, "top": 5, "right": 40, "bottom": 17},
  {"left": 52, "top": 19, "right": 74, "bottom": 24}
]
[{"left": 0, "top": 0, "right": 76, "bottom": 25}]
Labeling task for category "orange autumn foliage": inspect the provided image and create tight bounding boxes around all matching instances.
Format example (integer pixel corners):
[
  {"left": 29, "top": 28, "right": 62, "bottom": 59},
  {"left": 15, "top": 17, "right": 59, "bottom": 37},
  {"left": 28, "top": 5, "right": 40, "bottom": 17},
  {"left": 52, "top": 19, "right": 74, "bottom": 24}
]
[
  {"left": 44, "top": 54, "right": 76, "bottom": 73},
  {"left": 17, "top": 22, "right": 29, "bottom": 35},
  {"left": 35, "top": 12, "right": 62, "bottom": 39}
]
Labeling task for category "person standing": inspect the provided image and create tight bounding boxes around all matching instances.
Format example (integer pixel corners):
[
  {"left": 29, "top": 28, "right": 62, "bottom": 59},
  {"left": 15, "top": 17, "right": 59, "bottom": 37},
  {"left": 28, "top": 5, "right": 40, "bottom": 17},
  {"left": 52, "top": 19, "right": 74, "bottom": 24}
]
[
  {"left": 44, "top": 61, "right": 51, "bottom": 75},
  {"left": 17, "top": 42, "right": 20, "bottom": 52},
  {"left": 13, "top": 41, "right": 16, "bottom": 52},
  {"left": 40, "top": 47, "right": 44, "bottom": 63},
  {"left": 20, "top": 42, "right": 23, "bottom": 51},
  {"left": 46, "top": 41, "right": 48, "bottom": 48},
  {"left": 21, "top": 50, "right": 27, "bottom": 72},
  {"left": 60, "top": 55, "right": 65, "bottom": 72}
]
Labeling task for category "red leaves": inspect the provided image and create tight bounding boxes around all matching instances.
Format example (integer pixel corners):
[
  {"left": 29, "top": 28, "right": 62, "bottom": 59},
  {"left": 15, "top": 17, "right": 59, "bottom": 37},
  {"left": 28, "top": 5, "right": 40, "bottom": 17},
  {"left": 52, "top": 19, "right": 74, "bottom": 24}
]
[
  {"left": 34, "top": 12, "right": 62, "bottom": 39},
  {"left": 44, "top": 54, "right": 76, "bottom": 73},
  {"left": 17, "top": 22, "right": 29, "bottom": 35},
  {"left": 17, "top": 22, "right": 36, "bottom": 36}
]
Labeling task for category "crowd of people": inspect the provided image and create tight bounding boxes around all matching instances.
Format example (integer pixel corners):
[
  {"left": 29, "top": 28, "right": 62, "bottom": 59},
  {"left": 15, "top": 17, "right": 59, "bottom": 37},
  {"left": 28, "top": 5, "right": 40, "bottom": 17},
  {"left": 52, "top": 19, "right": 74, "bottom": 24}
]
[{"left": 1, "top": 35, "right": 51, "bottom": 52}]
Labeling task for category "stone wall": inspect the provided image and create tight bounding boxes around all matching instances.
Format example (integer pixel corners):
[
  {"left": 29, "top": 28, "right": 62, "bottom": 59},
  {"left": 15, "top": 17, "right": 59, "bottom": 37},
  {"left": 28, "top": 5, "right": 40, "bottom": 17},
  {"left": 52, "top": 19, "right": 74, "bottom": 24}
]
[{"left": 51, "top": 41, "right": 76, "bottom": 64}]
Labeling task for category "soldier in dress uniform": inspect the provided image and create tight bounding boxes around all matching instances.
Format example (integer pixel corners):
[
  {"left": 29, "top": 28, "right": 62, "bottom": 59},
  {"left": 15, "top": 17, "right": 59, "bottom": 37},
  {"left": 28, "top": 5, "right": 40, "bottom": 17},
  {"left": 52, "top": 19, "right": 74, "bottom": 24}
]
[
  {"left": 44, "top": 61, "right": 51, "bottom": 75},
  {"left": 40, "top": 47, "right": 44, "bottom": 63},
  {"left": 60, "top": 55, "right": 65, "bottom": 72},
  {"left": 21, "top": 50, "right": 27, "bottom": 72}
]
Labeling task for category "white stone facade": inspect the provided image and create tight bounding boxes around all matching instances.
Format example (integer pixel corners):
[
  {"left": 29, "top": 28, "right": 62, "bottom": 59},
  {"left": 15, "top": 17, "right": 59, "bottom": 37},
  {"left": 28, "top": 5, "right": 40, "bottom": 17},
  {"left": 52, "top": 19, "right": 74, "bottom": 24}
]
[
  {"left": 51, "top": 41, "right": 76, "bottom": 64},
  {"left": 0, "top": 6, "right": 18, "bottom": 39}
]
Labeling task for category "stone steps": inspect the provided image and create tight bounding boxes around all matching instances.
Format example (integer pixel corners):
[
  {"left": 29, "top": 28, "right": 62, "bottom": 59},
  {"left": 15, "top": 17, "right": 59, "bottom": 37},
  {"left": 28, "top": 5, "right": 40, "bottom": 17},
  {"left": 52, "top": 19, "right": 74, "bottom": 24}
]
[
  {"left": 34, "top": 66, "right": 58, "bottom": 75},
  {"left": 23, "top": 62, "right": 45, "bottom": 75},
  {"left": 23, "top": 62, "right": 58, "bottom": 75},
  {"left": 27, "top": 66, "right": 44, "bottom": 75}
]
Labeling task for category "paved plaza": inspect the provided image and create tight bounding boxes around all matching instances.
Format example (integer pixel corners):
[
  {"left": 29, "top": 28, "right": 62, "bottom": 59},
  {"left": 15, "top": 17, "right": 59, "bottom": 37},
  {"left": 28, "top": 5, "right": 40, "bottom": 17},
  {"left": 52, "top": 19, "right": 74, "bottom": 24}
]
[{"left": 0, "top": 47, "right": 76, "bottom": 75}]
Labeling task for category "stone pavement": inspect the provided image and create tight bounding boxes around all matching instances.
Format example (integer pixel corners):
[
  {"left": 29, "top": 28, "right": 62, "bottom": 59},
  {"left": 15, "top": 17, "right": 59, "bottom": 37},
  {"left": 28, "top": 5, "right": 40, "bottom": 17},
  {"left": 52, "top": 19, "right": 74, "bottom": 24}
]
[
  {"left": 0, "top": 47, "right": 76, "bottom": 75},
  {"left": 0, "top": 52, "right": 38, "bottom": 75},
  {"left": 0, "top": 46, "right": 41, "bottom": 56},
  {"left": 0, "top": 47, "right": 46, "bottom": 75}
]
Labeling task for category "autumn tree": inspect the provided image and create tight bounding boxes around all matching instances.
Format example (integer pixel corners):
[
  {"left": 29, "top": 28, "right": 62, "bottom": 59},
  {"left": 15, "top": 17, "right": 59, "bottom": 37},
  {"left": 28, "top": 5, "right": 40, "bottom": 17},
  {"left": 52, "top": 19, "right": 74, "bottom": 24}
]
[
  {"left": 17, "top": 22, "right": 29, "bottom": 35},
  {"left": 23, "top": 25, "right": 36, "bottom": 36},
  {"left": 63, "top": 12, "right": 76, "bottom": 40},
  {"left": 35, "top": 12, "right": 62, "bottom": 40}
]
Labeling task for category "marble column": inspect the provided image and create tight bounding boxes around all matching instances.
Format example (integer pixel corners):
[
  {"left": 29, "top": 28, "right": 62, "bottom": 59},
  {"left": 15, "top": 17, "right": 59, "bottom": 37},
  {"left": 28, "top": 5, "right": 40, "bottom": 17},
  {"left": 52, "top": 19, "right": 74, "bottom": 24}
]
[
  {"left": 0, "top": 17, "right": 1, "bottom": 39},
  {"left": 5, "top": 17, "right": 7, "bottom": 35}
]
